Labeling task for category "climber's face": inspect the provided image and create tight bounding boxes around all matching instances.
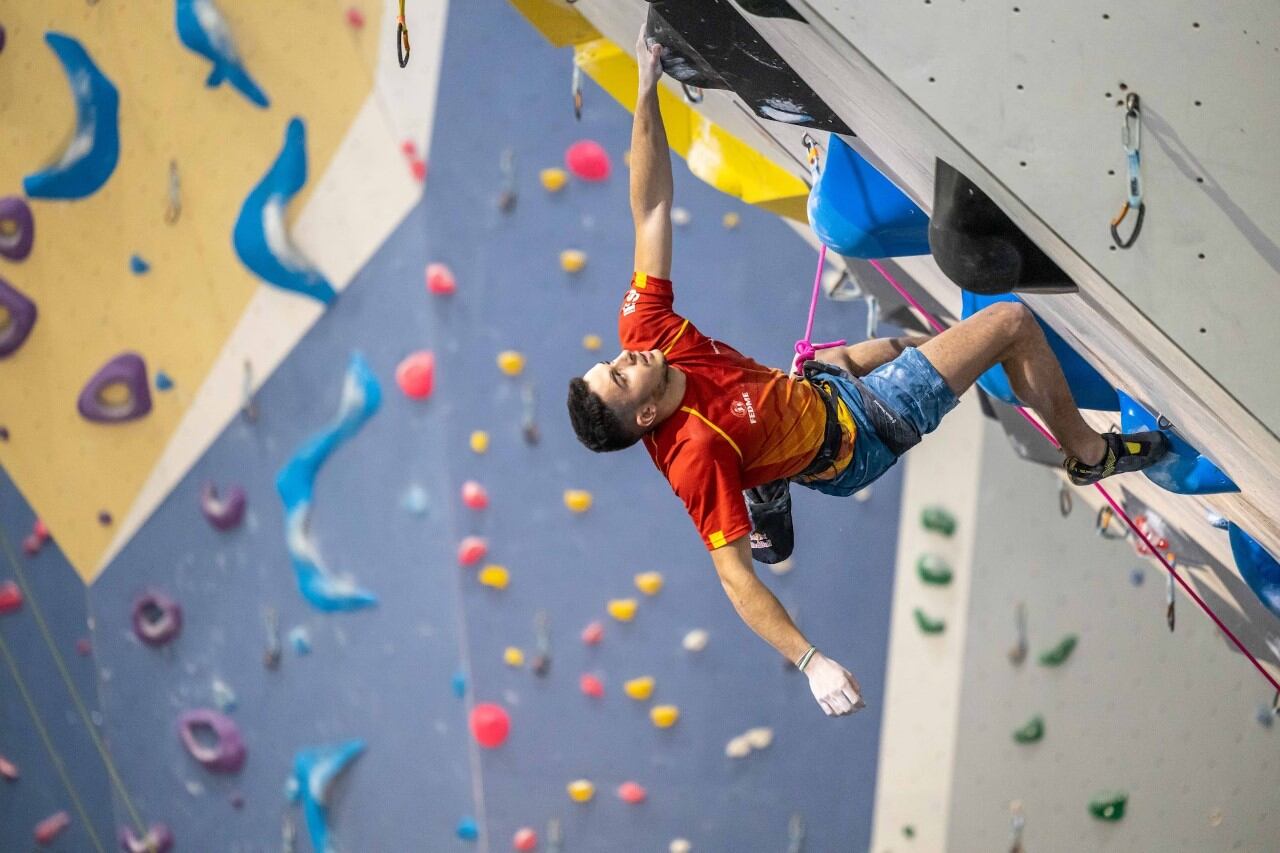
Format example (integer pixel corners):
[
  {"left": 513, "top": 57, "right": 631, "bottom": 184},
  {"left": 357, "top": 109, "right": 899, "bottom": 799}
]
[{"left": 583, "top": 348, "right": 669, "bottom": 427}]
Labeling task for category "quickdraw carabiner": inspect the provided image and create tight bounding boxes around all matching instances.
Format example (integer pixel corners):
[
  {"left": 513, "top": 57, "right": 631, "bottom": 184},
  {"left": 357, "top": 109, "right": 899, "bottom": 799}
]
[
  {"left": 396, "top": 0, "right": 411, "bottom": 68},
  {"left": 1110, "top": 93, "right": 1143, "bottom": 248}
]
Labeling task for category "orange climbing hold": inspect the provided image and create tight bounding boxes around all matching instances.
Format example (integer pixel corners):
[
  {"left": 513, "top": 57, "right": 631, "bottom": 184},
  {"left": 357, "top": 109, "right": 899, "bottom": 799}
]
[
  {"left": 395, "top": 351, "right": 435, "bottom": 400},
  {"left": 457, "top": 536, "right": 488, "bottom": 567}
]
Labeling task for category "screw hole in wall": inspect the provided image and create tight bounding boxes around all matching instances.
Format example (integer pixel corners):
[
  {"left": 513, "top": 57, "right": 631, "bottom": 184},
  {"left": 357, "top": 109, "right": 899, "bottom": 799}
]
[
  {"left": 1198, "top": 253, "right": 1206, "bottom": 260},
  {"left": 1199, "top": 327, "right": 1207, "bottom": 334}
]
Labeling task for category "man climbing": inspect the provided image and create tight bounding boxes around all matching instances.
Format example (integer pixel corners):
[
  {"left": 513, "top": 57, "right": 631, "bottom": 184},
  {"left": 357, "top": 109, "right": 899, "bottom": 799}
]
[{"left": 566, "top": 32, "right": 1168, "bottom": 718}]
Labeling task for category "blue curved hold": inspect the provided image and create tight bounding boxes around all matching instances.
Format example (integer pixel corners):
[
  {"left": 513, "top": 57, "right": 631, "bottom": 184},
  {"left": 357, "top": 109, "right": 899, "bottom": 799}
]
[
  {"left": 23, "top": 33, "right": 120, "bottom": 200},
  {"left": 1116, "top": 390, "right": 1238, "bottom": 495},
  {"left": 808, "top": 134, "right": 931, "bottom": 259},
  {"left": 1227, "top": 523, "right": 1280, "bottom": 620},
  {"left": 963, "top": 291, "right": 1119, "bottom": 411},
  {"left": 275, "top": 353, "right": 381, "bottom": 612},
  {"left": 234, "top": 118, "right": 336, "bottom": 304},
  {"left": 175, "top": 0, "right": 269, "bottom": 108},
  {"left": 456, "top": 817, "right": 479, "bottom": 841},
  {"left": 287, "top": 740, "right": 365, "bottom": 853}
]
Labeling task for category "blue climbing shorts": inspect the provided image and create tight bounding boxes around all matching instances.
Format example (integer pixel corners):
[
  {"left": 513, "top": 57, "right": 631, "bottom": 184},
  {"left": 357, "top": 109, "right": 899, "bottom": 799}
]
[{"left": 798, "top": 347, "right": 959, "bottom": 497}]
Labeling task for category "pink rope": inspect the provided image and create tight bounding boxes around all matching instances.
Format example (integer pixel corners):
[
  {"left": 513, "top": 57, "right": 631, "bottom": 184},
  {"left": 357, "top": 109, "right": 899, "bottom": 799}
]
[
  {"left": 794, "top": 244, "right": 846, "bottom": 370},
  {"left": 862, "top": 259, "right": 1280, "bottom": 693}
]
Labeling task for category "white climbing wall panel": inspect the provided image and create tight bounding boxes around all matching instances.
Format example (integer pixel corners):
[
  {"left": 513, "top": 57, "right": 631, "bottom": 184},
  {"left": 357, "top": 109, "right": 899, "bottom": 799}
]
[{"left": 948, "top": 417, "right": 1280, "bottom": 852}]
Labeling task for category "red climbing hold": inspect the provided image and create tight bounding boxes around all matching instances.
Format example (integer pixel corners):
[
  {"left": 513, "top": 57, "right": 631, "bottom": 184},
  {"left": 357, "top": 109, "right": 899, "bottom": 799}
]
[
  {"left": 580, "top": 621, "right": 604, "bottom": 646},
  {"left": 410, "top": 159, "right": 428, "bottom": 182},
  {"left": 580, "top": 673, "right": 604, "bottom": 698},
  {"left": 425, "top": 262, "right": 456, "bottom": 296},
  {"left": 470, "top": 702, "right": 510, "bottom": 748},
  {"left": 34, "top": 811, "right": 70, "bottom": 846},
  {"left": 0, "top": 753, "right": 18, "bottom": 780},
  {"left": 0, "top": 580, "right": 22, "bottom": 615},
  {"left": 75, "top": 638, "right": 92, "bottom": 656},
  {"left": 565, "top": 140, "right": 611, "bottom": 182},
  {"left": 617, "top": 781, "right": 647, "bottom": 804},
  {"left": 513, "top": 827, "right": 538, "bottom": 851},
  {"left": 461, "top": 481, "right": 489, "bottom": 510},
  {"left": 345, "top": 6, "right": 365, "bottom": 28},
  {"left": 396, "top": 351, "right": 436, "bottom": 400},
  {"left": 457, "top": 536, "right": 488, "bottom": 567}
]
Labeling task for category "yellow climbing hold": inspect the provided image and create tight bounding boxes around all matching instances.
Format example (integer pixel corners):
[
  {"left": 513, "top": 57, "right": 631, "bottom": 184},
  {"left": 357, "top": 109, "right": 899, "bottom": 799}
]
[
  {"left": 624, "top": 676, "right": 655, "bottom": 701},
  {"left": 582, "top": 333, "right": 602, "bottom": 351},
  {"left": 564, "top": 490, "right": 593, "bottom": 513},
  {"left": 540, "top": 168, "right": 568, "bottom": 192},
  {"left": 479, "top": 564, "right": 510, "bottom": 590},
  {"left": 722, "top": 212, "right": 740, "bottom": 229},
  {"left": 497, "top": 350, "right": 526, "bottom": 376},
  {"left": 504, "top": 647, "right": 525, "bottom": 667},
  {"left": 651, "top": 704, "right": 680, "bottom": 728},
  {"left": 607, "top": 598, "right": 637, "bottom": 622},
  {"left": 634, "top": 571, "right": 664, "bottom": 596},
  {"left": 567, "top": 779, "right": 596, "bottom": 803},
  {"left": 469, "top": 431, "right": 490, "bottom": 454},
  {"left": 560, "top": 249, "right": 587, "bottom": 273}
]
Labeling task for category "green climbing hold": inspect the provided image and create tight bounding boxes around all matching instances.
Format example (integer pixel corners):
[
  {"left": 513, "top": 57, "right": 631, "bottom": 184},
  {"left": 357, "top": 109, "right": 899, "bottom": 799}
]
[
  {"left": 1089, "top": 791, "right": 1127, "bottom": 822},
  {"left": 921, "top": 505, "right": 956, "bottom": 537},
  {"left": 1038, "top": 634, "right": 1078, "bottom": 667},
  {"left": 1012, "top": 715, "right": 1044, "bottom": 744},
  {"left": 913, "top": 607, "right": 946, "bottom": 634},
  {"left": 902, "top": 824, "right": 915, "bottom": 839},
  {"left": 916, "top": 554, "right": 953, "bottom": 585}
]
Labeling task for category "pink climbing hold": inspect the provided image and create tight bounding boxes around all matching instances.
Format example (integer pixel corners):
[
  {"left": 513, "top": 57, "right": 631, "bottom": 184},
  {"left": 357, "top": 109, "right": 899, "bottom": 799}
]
[
  {"left": 344, "top": 6, "right": 365, "bottom": 28},
  {"left": 617, "top": 781, "right": 647, "bottom": 804},
  {"left": 470, "top": 702, "right": 510, "bottom": 748},
  {"left": 23, "top": 518, "right": 49, "bottom": 555},
  {"left": 461, "top": 481, "right": 489, "bottom": 510},
  {"left": 0, "top": 580, "right": 22, "bottom": 615},
  {"left": 580, "top": 621, "right": 604, "bottom": 646},
  {"left": 0, "top": 753, "right": 18, "bottom": 780},
  {"left": 396, "top": 351, "right": 436, "bottom": 400},
  {"left": 565, "top": 140, "right": 611, "bottom": 182},
  {"left": 425, "top": 262, "right": 457, "bottom": 296},
  {"left": 457, "top": 536, "right": 488, "bottom": 566},
  {"left": 513, "top": 827, "right": 538, "bottom": 851},
  {"left": 34, "top": 811, "right": 70, "bottom": 846},
  {"left": 579, "top": 673, "right": 604, "bottom": 698}
]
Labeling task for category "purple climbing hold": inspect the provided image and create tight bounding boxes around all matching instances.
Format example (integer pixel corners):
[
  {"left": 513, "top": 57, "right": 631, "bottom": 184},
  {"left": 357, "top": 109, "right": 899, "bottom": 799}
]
[
  {"left": 118, "top": 824, "right": 174, "bottom": 853},
  {"left": 78, "top": 351, "right": 152, "bottom": 422},
  {"left": 0, "top": 197, "right": 34, "bottom": 261},
  {"left": 0, "top": 276, "right": 37, "bottom": 359},
  {"left": 178, "top": 709, "right": 246, "bottom": 774},
  {"left": 132, "top": 590, "right": 183, "bottom": 646},
  {"left": 200, "top": 482, "right": 246, "bottom": 531},
  {"left": 0, "top": 24, "right": 6, "bottom": 55}
]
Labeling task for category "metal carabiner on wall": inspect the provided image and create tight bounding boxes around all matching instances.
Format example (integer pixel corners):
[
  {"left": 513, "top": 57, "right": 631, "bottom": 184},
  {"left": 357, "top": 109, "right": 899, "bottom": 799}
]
[
  {"left": 1109, "top": 92, "right": 1144, "bottom": 248},
  {"left": 396, "top": 0, "right": 411, "bottom": 67}
]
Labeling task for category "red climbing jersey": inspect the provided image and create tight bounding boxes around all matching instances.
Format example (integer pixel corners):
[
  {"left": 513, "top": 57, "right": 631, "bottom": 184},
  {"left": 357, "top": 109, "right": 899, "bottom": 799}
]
[{"left": 619, "top": 273, "right": 856, "bottom": 550}]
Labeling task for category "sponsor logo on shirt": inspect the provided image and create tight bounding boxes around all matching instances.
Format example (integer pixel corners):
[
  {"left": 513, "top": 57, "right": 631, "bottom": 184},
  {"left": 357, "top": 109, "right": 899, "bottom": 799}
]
[
  {"left": 731, "top": 391, "right": 757, "bottom": 424},
  {"left": 621, "top": 289, "right": 639, "bottom": 316}
]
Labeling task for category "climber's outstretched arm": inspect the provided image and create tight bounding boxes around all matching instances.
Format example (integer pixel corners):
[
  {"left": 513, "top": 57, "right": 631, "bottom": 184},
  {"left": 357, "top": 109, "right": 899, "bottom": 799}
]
[{"left": 631, "top": 29, "right": 672, "bottom": 281}]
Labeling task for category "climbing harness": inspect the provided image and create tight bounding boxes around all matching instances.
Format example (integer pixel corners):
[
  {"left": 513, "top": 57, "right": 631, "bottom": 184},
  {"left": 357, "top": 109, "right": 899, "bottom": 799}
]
[
  {"left": 857, "top": 254, "right": 1280, "bottom": 693},
  {"left": 395, "top": 0, "right": 411, "bottom": 68},
  {"left": 1109, "top": 93, "right": 1144, "bottom": 249}
]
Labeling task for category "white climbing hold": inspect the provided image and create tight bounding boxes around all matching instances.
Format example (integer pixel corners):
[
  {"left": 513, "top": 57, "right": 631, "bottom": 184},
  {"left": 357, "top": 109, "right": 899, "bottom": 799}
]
[{"left": 682, "top": 629, "right": 708, "bottom": 652}]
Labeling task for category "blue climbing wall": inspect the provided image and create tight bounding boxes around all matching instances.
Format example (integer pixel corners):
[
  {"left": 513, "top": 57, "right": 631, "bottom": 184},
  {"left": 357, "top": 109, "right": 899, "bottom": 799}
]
[{"left": 0, "top": 1, "right": 904, "bottom": 849}]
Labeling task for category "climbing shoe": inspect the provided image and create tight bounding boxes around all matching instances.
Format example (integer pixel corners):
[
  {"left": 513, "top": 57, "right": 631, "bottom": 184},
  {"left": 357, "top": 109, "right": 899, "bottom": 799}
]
[
  {"left": 1064, "top": 431, "right": 1170, "bottom": 486},
  {"left": 744, "top": 478, "right": 794, "bottom": 564}
]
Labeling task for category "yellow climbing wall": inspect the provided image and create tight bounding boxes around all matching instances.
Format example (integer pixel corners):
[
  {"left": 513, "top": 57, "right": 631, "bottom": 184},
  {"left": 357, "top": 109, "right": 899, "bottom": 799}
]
[{"left": 0, "top": 1, "right": 382, "bottom": 582}]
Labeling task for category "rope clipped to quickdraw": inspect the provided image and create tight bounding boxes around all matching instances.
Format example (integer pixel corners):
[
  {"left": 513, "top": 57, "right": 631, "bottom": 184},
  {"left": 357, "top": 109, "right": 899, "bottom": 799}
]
[
  {"left": 1109, "top": 93, "right": 1144, "bottom": 248},
  {"left": 792, "top": 134, "right": 847, "bottom": 374},
  {"left": 396, "top": 0, "right": 411, "bottom": 68}
]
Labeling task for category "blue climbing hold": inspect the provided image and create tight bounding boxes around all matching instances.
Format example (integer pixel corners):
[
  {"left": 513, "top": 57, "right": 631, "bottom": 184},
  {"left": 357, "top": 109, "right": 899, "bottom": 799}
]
[
  {"left": 175, "top": 0, "right": 270, "bottom": 108},
  {"left": 456, "top": 817, "right": 479, "bottom": 841},
  {"left": 808, "top": 134, "right": 931, "bottom": 259},
  {"left": 130, "top": 254, "right": 150, "bottom": 275},
  {"left": 963, "top": 292, "right": 1119, "bottom": 411},
  {"left": 155, "top": 371, "right": 174, "bottom": 391},
  {"left": 233, "top": 118, "right": 337, "bottom": 304},
  {"left": 1227, "top": 523, "right": 1280, "bottom": 620},
  {"left": 1116, "top": 390, "right": 1238, "bottom": 495},
  {"left": 287, "top": 740, "right": 365, "bottom": 853},
  {"left": 23, "top": 33, "right": 120, "bottom": 200},
  {"left": 452, "top": 670, "right": 467, "bottom": 698}
]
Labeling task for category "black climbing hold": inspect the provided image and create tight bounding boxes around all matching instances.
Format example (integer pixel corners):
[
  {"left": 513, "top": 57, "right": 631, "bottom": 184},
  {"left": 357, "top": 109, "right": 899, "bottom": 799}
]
[
  {"left": 929, "top": 160, "right": 1076, "bottom": 294},
  {"left": 645, "top": 0, "right": 850, "bottom": 134}
]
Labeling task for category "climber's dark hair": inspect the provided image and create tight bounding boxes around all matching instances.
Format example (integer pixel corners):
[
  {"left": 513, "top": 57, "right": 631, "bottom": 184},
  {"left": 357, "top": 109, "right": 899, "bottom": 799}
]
[{"left": 566, "top": 377, "right": 642, "bottom": 452}]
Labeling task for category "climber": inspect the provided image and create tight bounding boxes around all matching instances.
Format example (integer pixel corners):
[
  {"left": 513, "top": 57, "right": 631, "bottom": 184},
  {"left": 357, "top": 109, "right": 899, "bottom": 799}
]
[{"left": 565, "top": 30, "right": 1168, "bottom": 718}]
